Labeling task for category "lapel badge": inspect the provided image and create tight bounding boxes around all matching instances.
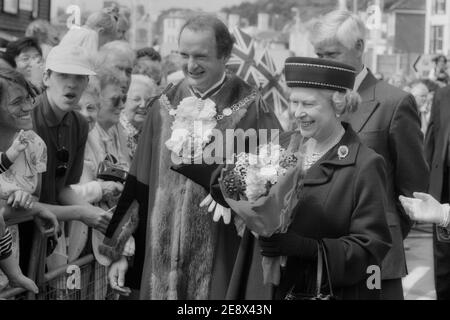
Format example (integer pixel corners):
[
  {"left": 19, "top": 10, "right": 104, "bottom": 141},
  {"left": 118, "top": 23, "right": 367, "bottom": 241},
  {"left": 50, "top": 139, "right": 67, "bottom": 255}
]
[
  {"left": 338, "top": 145, "right": 349, "bottom": 160},
  {"left": 222, "top": 108, "right": 233, "bottom": 117}
]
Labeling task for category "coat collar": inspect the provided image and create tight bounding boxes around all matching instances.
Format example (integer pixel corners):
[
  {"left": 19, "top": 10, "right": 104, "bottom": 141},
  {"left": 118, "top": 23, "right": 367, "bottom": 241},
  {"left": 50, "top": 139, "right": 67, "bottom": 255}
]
[
  {"left": 350, "top": 70, "right": 380, "bottom": 132},
  {"left": 303, "top": 123, "right": 361, "bottom": 186},
  {"left": 37, "top": 92, "right": 73, "bottom": 128}
]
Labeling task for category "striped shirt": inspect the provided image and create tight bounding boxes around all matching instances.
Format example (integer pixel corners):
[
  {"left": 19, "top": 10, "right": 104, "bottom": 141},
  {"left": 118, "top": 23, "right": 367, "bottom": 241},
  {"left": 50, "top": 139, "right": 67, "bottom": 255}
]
[{"left": 0, "top": 228, "right": 12, "bottom": 260}]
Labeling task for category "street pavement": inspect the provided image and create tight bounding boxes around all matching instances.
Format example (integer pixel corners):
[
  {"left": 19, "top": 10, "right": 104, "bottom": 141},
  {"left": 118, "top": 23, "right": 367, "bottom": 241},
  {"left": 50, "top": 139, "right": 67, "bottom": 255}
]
[{"left": 402, "top": 224, "right": 436, "bottom": 300}]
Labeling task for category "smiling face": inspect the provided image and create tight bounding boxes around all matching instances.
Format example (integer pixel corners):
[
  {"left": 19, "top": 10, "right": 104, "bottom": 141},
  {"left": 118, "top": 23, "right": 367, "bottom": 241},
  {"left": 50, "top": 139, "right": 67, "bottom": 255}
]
[
  {"left": 43, "top": 71, "right": 89, "bottom": 113},
  {"left": 0, "top": 82, "right": 35, "bottom": 131},
  {"left": 15, "top": 47, "right": 43, "bottom": 80},
  {"left": 289, "top": 87, "right": 338, "bottom": 143},
  {"left": 124, "top": 81, "right": 156, "bottom": 129},
  {"left": 178, "top": 28, "right": 227, "bottom": 93},
  {"left": 74, "top": 92, "right": 99, "bottom": 131},
  {"left": 97, "top": 83, "right": 125, "bottom": 130}
]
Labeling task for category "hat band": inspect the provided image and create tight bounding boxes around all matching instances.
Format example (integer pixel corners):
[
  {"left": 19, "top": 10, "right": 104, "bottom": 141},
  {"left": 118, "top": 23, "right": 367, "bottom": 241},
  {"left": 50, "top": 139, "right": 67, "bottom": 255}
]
[
  {"left": 285, "top": 62, "right": 356, "bottom": 74},
  {"left": 285, "top": 62, "right": 355, "bottom": 91},
  {"left": 285, "top": 80, "right": 350, "bottom": 91}
]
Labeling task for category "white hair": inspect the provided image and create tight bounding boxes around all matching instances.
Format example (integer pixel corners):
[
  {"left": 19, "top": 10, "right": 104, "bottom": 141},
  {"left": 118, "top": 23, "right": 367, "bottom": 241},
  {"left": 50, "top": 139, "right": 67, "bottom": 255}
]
[
  {"left": 96, "top": 40, "right": 136, "bottom": 68},
  {"left": 130, "top": 74, "right": 157, "bottom": 92},
  {"left": 310, "top": 10, "right": 367, "bottom": 50}
]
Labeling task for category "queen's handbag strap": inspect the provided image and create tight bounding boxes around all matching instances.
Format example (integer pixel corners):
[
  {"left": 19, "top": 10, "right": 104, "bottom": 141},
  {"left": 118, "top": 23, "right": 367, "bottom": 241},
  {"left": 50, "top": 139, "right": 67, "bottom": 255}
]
[
  {"left": 315, "top": 243, "right": 323, "bottom": 296},
  {"left": 316, "top": 241, "right": 334, "bottom": 297}
]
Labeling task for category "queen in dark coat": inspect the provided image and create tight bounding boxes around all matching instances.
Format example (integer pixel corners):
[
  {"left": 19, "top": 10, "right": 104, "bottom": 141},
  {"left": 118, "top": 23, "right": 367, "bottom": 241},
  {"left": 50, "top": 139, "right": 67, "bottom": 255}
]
[{"left": 258, "top": 57, "right": 392, "bottom": 300}]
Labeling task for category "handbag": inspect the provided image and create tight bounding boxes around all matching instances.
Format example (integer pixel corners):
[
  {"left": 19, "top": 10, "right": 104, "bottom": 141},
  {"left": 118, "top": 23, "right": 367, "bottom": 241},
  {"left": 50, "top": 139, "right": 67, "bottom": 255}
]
[{"left": 284, "top": 241, "right": 336, "bottom": 300}]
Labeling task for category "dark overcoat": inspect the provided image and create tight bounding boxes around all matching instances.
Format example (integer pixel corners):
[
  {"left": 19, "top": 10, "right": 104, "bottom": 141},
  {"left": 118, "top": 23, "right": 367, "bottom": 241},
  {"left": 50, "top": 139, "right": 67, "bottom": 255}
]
[
  {"left": 349, "top": 71, "right": 429, "bottom": 280},
  {"left": 425, "top": 87, "right": 450, "bottom": 241},
  {"left": 276, "top": 124, "right": 392, "bottom": 300},
  {"left": 227, "top": 124, "right": 392, "bottom": 300}
]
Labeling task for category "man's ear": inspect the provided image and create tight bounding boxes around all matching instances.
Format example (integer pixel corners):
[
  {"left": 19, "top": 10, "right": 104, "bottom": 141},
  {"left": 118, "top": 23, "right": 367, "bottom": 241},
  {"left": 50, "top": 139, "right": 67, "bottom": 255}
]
[
  {"left": 42, "top": 70, "right": 50, "bottom": 87},
  {"left": 355, "top": 39, "right": 365, "bottom": 55}
]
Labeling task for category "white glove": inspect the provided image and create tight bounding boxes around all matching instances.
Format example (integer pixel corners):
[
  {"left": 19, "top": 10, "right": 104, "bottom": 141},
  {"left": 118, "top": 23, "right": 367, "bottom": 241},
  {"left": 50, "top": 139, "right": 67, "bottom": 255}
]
[
  {"left": 399, "top": 192, "right": 448, "bottom": 225},
  {"left": 200, "top": 194, "right": 231, "bottom": 224}
]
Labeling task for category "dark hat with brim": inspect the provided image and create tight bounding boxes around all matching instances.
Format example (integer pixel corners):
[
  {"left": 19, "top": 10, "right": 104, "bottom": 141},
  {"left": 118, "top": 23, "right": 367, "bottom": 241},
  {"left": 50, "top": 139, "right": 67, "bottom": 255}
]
[{"left": 284, "top": 57, "right": 356, "bottom": 92}]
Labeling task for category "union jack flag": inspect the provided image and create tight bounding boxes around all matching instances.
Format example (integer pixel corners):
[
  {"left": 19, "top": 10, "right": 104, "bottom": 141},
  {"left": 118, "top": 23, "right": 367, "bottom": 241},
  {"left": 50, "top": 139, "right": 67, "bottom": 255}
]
[
  {"left": 256, "top": 48, "right": 290, "bottom": 120},
  {"left": 227, "top": 27, "right": 290, "bottom": 126}
]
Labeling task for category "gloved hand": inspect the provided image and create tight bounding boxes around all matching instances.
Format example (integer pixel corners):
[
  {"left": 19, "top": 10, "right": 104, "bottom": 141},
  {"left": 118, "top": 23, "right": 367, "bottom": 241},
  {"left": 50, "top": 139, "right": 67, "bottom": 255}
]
[
  {"left": 258, "top": 232, "right": 318, "bottom": 260},
  {"left": 399, "top": 192, "right": 447, "bottom": 225},
  {"left": 200, "top": 194, "right": 231, "bottom": 224}
]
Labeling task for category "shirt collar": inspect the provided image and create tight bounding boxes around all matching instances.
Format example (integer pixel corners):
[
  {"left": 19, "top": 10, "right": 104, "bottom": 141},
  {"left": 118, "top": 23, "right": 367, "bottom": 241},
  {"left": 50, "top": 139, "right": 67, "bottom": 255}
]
[
  {"left": 353, "top": 66, "right": 368, "bottom": 91},
  {"left": 40, "top": 92, "right": 71, "bottom": 127},
  {"left": 190, "top": 73, "right": 227, "bottom": 99}
]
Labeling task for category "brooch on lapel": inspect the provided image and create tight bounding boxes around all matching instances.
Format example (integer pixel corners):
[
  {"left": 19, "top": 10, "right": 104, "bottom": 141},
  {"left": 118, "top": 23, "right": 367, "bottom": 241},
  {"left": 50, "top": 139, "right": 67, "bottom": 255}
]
[{"left": 338, "top": 145, "right": 349, "bottom": 160}]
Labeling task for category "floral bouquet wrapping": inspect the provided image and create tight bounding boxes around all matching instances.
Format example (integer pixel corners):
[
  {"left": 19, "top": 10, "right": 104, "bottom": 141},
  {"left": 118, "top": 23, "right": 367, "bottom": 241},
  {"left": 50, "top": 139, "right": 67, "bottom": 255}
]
[{"left": 219, "top": 134, "right": 305, "bottom": 285}]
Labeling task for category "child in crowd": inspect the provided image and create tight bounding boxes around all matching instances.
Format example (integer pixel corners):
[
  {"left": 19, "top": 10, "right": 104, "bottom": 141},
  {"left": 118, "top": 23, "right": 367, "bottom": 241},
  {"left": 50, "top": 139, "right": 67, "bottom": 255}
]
[{"left": 0, "top": 130, "right": 47, "bottom": 294}]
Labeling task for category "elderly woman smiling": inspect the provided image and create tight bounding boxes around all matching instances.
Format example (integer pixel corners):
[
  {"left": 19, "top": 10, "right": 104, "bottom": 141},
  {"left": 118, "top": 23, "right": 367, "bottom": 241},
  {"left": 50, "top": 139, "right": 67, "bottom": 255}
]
[
  {"left": 119, "top": 74, "right": 158, "bottom": 161},
  {"left": 256, "top": 57, "right": 392, "bottom": 300}
]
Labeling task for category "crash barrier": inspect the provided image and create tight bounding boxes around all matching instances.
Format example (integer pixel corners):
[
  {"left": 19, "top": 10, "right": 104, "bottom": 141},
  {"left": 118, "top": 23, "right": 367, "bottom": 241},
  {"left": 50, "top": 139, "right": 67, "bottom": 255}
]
[{"left": 0, "top": 217, "right": 116, "bottom": 300}]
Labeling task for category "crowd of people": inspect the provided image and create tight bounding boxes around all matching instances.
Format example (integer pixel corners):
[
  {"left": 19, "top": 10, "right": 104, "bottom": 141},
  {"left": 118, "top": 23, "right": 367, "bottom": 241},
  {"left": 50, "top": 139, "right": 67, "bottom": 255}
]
[{"left": 0, "top": 6, "right": 449, "bottom": 301}]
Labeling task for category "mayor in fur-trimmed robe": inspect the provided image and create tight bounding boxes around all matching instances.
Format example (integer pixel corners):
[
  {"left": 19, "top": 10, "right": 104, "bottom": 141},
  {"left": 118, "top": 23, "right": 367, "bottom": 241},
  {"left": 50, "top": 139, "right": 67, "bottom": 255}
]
[{"left": 101, "top": 72, "right": 282, "bottom": 300}]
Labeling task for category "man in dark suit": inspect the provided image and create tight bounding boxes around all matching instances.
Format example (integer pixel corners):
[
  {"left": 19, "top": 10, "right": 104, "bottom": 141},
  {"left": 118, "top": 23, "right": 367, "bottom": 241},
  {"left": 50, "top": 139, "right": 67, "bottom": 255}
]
[
  {"left": 425, "top": 85, "right": 450, "bottom": 300},
  {"left": 310, "top": 10, "right": 429, "bottom": 299}
]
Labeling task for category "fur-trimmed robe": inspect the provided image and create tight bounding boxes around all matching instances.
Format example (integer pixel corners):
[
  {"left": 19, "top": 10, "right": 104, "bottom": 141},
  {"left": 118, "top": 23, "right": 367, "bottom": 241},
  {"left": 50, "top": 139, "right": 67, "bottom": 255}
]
[{"left": 102, "top": 74, "right": 282, "bottom": 299}]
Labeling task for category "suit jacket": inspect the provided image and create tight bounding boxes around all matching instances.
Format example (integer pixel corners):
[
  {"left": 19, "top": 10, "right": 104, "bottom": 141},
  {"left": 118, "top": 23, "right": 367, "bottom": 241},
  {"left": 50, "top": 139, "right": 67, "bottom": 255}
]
[
  {"left": 348, "top": 71, "right": 429, "bottom": 279},
  {"left": 277, "top": 124, "right": 392, "bottom": 300},
  {"left": 425, "top": 85, "right": 450, "bottom": 242}
]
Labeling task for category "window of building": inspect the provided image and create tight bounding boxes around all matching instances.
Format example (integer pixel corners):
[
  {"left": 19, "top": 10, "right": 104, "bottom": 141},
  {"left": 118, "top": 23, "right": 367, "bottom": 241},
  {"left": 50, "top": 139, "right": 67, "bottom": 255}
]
[
  {"left": 3, "top": 0, "right": 19, "bottom": 14},
  {"left": 432, "top": 0, "right": 447, "bottom": 15},
  {"left": 430, "top": 25, "right": 444, "bottom": 54}
]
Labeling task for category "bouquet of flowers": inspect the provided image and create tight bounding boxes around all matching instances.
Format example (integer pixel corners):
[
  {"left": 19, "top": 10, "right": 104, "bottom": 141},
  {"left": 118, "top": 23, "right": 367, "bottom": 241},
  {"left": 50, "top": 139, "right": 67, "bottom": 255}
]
[{"left": 219, "top": 134, "right": 305, "bottom": 285}]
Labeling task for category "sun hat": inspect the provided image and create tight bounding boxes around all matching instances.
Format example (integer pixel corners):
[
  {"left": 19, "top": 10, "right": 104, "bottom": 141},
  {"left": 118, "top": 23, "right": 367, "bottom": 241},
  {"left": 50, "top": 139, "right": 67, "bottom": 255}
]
[
  {"left": 284, "top": 57, "right": 356, "bottom": 92},
  {"left": 45, "top": 44, "right": 96, "bottom": 75}
]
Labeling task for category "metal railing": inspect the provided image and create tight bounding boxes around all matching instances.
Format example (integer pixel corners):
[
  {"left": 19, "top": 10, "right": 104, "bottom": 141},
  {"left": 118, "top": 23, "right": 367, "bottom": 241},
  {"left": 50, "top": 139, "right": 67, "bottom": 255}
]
[{"left": 0, "top": 217, "right": 116, "bottom": 300}]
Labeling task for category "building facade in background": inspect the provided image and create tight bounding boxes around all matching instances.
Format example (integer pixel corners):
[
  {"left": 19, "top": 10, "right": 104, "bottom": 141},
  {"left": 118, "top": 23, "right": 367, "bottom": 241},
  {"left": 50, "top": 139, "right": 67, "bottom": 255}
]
[
  {"left": 425, "top": 0, "right": 450, "bottom": 55},
  {"left": 0, "top": 0, "right": 51, "bottom": 40}
]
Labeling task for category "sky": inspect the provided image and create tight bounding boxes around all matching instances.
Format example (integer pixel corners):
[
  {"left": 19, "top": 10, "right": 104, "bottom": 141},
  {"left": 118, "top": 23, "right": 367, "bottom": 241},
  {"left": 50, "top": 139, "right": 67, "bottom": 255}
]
[
  {"left": 51, "top": 0, "right": 259, "bottom": 22},
  {"left": 144, "top": 0, "right": 258, "bottom": 13}
]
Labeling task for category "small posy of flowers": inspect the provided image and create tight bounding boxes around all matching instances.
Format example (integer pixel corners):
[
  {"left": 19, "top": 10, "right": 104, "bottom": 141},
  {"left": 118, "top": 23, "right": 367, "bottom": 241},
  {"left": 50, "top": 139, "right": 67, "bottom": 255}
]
[
  {"left": 221, "top": 143, "right": 299, "bottom": 203},
  {"left": 165, "top": 96, "right": 217, "bottom": 160}
]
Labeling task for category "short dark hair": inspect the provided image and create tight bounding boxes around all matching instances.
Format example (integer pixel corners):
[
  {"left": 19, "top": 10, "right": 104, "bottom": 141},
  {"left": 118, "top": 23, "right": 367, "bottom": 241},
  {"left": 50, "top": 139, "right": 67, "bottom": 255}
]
[
  {"left": 6, "top": 37, "right": 42, "bottom": 60},
  {"left": 136, "top": 47, "right": 161, "bottom": 62},
  {"left": 0, "top": 67, "right": 38, "bottom": 103},
  {"left": 179, "top": 14, "right": 234, "bottom": 60}
]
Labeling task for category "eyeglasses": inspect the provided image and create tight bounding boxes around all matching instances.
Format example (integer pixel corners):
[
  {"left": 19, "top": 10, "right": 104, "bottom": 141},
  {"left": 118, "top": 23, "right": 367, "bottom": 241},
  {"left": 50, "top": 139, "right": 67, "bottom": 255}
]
[
  {"left": 55, "top": 147, "right": 69, "bottom": 177},
  {"left": 16, "top": 54, "right": 42, "bottom": 65},
  {"left": 8, "top": 95, "right": 35, "bottom": 108}
]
